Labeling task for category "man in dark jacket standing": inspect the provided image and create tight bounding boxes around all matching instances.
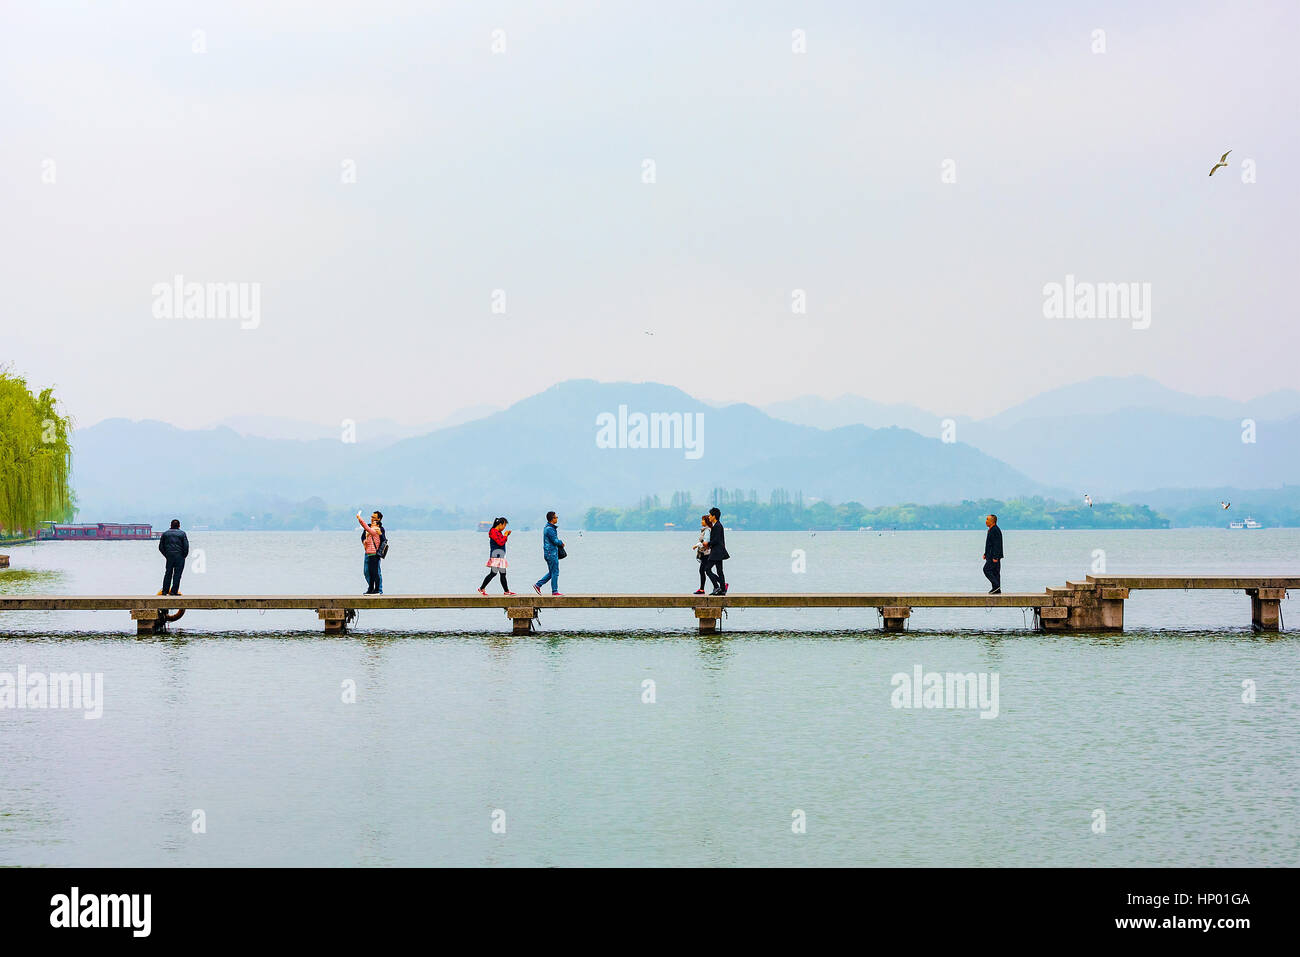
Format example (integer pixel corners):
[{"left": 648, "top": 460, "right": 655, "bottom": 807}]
[
  {"left": 982, "top": 514, "right": 1003, "bottom": 594},
  {"left": 705, "top": 507, "right": 730, "bottom": 596},
  {"left": 158, "top": 519, "right": 189, "bottom": 596}
]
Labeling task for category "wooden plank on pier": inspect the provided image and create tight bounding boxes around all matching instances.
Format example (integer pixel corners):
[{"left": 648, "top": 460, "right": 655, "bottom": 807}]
[{"left": 1087, "top": 575, "right": 1300, "bottom": 590}]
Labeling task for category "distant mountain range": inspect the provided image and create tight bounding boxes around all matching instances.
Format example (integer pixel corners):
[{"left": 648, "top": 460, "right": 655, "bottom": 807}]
[
  {"left": 975, "top": 376, "right": 1300, "bottom": 428},
  {"left": 70, "top": 380, "right": 1054, "bottom": 522},
  {"left": 763, "top": 375, "right": 1300, "bottom": 496},
  {"left": 209, "top": 405, "right": 499, "bottom": 444},
  {"left": 67, "top": 376, "right": 1300, "bottom": 527},
  {"left": 761, "top": 395, "right": 942, "bottom": 435},
  {"left": 764, "top": 376, "right": 1300, "bottom": 433}
]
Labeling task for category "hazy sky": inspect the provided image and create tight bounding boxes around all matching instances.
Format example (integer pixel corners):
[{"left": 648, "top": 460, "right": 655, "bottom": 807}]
[{"left": 3, "top": 0, "right": 1297, "bottom": 429}]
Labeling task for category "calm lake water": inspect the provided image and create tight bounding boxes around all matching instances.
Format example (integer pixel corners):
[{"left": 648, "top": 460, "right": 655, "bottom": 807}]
[{"left": 1, "top": 529, "right": 1296, "bottom": 866}]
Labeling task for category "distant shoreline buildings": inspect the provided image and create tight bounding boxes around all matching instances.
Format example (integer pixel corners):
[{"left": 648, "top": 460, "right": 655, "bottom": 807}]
[{"left": 38, "top": 522, "right": 155, "bottom": 541}]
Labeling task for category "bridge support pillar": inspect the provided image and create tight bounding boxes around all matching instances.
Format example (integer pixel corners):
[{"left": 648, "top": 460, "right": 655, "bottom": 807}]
[
  {"left": 1247, "top": 588, "right": 1284, "bottom": 631},
  {"left": 318, "top": 609, "right": 350, "bottom": 634},
  {"left": 880, "top": 606, "right": 910, "bottom": 632},
  {"left": 131, "top": 609, "right": 165, "bottom": 636},
  {"left": 695, "top": 607, "right": 722, "bottom": 634},
  {"left": 1046, "top": 585, "right": 1125, "bottom": 632},
  {"left": 507, "top": 606, "right": 537, "bottom": 635},
  {"left": 0, "top": 554, "right": 9, "bottom": 568},
  {"left": 1036, "top": 606, "right": 1069, "bottom": 631},
  {"left": 1068, "top": 588, "right": 1126, "bottom": 631}
]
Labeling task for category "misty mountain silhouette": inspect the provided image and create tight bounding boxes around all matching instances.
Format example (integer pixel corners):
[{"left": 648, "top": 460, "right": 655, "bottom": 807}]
[{"left": 71, "top": 379, "right": 1054, "bottom": 517}]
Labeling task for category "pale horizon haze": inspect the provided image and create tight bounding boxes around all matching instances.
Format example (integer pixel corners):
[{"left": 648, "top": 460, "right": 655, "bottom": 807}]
[{"left": 3, "top": 0, "right": 1297, "bottom": 430}]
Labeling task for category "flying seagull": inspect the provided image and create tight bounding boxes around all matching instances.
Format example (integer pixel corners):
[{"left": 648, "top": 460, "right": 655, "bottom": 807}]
[
  {"left": 1221, "top": 501, "right": 1231, "bottom": 509},
  {"left": 1209, "top": 150, "right": 1231, "bottom": 176},
  {"left": 1084, "top": 493, "right": 1093, "bottom": 508}
]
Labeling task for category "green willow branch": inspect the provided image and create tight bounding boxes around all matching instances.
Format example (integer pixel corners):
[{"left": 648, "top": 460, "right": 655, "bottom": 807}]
[{"left": 0, "top": 366, "right": 75, "bottom": 537}]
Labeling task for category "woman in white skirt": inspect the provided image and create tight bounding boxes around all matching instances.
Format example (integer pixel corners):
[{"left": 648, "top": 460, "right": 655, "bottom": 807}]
[{"left": 478, "top": 517, "right": 514, "bottom": 595}]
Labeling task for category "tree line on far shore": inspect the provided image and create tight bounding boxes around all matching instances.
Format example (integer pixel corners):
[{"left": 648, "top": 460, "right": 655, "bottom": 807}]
[
  {"left": 583, "top": 496, "right": 1170, "bottom": 531},
  {"left": 58, "top": 493, "right": 1211, "bottom": 532},
  {"left": 96, "top": 494, "right": 1170, "bottom": 532}
]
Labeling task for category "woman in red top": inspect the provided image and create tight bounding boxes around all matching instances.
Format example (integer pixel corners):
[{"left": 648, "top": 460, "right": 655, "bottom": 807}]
[
  {"left": 478, "top": 517, "right": 514, "bottom": 595},
  {"left": 357, "top": 510, "right": 384, "bottom": 595}
]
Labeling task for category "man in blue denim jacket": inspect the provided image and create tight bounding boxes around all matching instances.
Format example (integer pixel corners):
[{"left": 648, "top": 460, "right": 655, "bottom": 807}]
[{"left": 533, "top": 511, "right": 565, "bottom": 596}]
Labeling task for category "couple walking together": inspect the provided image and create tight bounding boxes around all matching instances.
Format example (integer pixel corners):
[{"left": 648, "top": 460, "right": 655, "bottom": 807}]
[{"left": 692, "top": 507, "right": 730, "bottom": 596}]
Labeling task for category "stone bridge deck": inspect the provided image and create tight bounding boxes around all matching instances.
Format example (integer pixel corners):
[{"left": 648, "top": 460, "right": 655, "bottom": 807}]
[{"left": 0, "top": 575, "right": 1294, "bottom": 634}]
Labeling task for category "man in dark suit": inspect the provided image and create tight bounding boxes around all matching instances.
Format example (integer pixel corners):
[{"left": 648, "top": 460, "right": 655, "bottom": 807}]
[
  {"left": 982, "top": 514, "right": 1003, "bottom": 594},
  {"left": 705, "top": 507, "right": 730, "bottom": 596},
  {"left": 157, "top": 519, "right": 189, "bottom": 596}
]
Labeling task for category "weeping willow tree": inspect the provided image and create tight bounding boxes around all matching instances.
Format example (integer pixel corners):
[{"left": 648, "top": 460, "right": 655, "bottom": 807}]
[{"left": 0, "top": 366, "right": 75, "bottom": 538}]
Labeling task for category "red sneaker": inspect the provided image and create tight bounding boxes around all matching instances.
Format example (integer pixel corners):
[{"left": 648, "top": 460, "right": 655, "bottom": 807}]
[
  {"left": 505, "top": 591, "right": 517, "bottom": 596},
  {"left": 693, "top": 589, "right": 705, "bottom": 595},
  {"left": 551, "top": 592, "right": 564, "bottom": 596},
  {"left": 532, "top": 585, "right": 542, "bottom": 595},
  {"left": 477, "top": 588, "right": 487, "bottom": 596}
]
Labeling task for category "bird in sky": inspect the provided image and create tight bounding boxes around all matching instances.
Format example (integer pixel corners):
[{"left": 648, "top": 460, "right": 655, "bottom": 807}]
[
  {"left": 1084, "top": 493, "right": 1094, "bottom": 508},
  {"left": 1209, "top": 150, "right": 1231, "bottom": 176},
  {"left": 644, "top": 331, "right": 654, "bottom": 336},
  {"left": 1221, "top": 501, "right": 1231, "bottom": 509}
]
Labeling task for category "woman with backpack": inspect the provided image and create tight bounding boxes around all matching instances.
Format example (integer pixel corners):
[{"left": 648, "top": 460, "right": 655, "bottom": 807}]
[
  {"left": 477, "top": 517, "right": 515, "bottom": 595},
  {"left": 362, "top": 524, "right": 385, "bottom": 595},
  {"left": 357, "top": 510, "right": 385, "bottom": 595}
]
